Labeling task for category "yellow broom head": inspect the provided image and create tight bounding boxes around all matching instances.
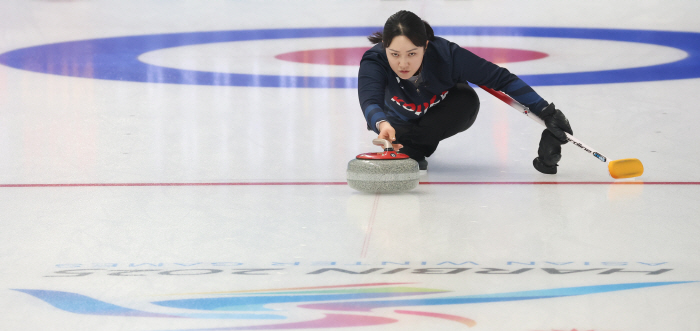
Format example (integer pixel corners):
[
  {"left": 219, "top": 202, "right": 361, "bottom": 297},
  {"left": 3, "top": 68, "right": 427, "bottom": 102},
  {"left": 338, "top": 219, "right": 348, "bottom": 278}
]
[{"left": 608, "top": 158, "right": 644, "bottom": 179}]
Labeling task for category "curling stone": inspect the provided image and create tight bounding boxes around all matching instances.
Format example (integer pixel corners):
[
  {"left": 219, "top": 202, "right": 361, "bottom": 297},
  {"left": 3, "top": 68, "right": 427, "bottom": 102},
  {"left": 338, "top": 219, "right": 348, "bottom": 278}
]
[{"left": 347, "top": 139, "right": 420, "bottom": 193}]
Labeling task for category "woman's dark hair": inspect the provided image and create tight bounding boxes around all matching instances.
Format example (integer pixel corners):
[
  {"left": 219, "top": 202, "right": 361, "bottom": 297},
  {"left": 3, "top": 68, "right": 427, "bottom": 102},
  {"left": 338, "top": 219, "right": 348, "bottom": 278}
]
[{"left": 368, "top": 10, "right": 435, "bottom": 48}]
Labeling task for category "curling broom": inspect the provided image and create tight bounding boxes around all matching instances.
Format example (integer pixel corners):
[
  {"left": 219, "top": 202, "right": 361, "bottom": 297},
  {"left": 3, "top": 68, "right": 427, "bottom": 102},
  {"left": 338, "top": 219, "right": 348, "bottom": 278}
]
[{"left": 479, "top": 85, "right": 644, "bottom": 179}]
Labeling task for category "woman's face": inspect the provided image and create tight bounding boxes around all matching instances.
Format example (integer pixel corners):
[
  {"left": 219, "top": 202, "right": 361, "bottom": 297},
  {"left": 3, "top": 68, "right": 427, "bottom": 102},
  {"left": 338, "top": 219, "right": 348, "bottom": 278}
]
[{"left": 386, "top": 35, "right": 427, "bottom": 80}]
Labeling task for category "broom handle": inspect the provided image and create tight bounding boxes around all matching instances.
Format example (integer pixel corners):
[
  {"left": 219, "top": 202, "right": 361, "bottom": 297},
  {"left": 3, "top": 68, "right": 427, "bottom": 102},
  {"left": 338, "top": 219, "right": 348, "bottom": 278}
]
[{"left": 479, "top": 85, "right": 608, "bottom": 163}]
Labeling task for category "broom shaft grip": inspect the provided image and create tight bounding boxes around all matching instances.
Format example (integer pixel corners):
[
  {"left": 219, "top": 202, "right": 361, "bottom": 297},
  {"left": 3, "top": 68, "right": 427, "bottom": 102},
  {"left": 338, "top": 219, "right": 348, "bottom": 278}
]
[{"left": 479, "top": 85, "right": 608, "bottom": 163}]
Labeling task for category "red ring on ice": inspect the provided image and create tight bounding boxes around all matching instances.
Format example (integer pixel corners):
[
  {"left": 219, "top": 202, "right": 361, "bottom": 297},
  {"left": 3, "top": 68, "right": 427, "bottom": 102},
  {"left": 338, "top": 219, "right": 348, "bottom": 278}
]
[{"left": 275, "top": 47, "right": 548, "bottom": 66}]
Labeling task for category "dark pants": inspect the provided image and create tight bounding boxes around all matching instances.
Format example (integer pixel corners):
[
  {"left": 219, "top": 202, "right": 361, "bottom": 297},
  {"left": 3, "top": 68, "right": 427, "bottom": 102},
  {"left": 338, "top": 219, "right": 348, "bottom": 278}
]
[{"left": 393, "top": 83, "right": 480, "bottom": 159}]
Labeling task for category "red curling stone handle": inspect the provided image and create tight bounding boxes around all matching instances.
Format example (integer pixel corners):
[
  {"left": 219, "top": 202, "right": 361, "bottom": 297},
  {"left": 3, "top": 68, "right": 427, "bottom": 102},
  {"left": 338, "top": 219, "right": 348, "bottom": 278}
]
[{"left": 356, "top": 139, "right": 410, "bottom": 160}]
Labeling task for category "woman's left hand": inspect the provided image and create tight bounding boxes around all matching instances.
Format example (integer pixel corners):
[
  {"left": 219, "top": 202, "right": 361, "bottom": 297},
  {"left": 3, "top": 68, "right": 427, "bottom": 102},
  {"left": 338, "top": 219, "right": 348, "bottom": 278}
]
[{"left": 539, "top": 103, "right": 573, "bottom": 143}]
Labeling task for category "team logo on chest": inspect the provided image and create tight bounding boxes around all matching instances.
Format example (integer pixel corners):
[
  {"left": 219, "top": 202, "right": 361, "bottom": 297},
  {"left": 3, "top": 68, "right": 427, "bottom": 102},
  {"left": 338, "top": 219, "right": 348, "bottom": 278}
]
[{"left": 391, "top": 91, "right": 449, "bottom": 116}]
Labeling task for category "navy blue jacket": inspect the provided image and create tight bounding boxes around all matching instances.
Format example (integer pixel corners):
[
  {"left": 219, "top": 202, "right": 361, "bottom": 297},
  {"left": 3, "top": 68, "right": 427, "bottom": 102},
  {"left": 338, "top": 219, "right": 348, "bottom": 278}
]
[{"left": 358, "top": 36, "right": 549, "bottom": 133}]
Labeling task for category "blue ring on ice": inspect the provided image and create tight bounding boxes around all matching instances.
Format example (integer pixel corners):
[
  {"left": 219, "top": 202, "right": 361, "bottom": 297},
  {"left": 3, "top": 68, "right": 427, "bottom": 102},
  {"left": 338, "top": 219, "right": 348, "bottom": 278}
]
[{"left": 1, "top": 27, "right": 699, "bottom": 87}]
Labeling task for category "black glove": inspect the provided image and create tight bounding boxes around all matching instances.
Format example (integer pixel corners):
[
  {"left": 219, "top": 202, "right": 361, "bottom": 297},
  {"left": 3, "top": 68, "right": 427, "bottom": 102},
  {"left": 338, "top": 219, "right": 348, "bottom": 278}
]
[
  {"left": 533, "top": 103, "right": 573, "bottom": 174},
  {"left": 533, "top": 130, "right": 563, "bottom": 174},
  {"left": 539, "top": 103, "right": 572, "bottom": 143}
]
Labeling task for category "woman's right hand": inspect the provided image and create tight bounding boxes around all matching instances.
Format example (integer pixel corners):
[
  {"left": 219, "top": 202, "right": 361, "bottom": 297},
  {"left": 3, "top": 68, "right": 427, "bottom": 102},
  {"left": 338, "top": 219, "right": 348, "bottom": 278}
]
[{"left": 377, "top": 121, "right": 403, "bottom": 151}]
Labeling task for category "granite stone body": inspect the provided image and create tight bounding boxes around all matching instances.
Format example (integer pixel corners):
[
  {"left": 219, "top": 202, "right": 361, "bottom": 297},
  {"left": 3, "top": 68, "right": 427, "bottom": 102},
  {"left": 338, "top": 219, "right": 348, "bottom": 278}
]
[{"left": 347, "top": 158, "right": 420, "bottom": 193}]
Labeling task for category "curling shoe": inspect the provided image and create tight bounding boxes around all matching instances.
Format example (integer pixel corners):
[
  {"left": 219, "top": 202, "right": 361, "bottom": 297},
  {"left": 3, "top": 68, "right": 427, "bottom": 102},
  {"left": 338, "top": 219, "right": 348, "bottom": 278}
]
[
  {"left": 398, "top": 144, "right": 428, "bottom": 171},
  {"left": 416, "top": 158, "right": 428, "bottom": 171}
]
